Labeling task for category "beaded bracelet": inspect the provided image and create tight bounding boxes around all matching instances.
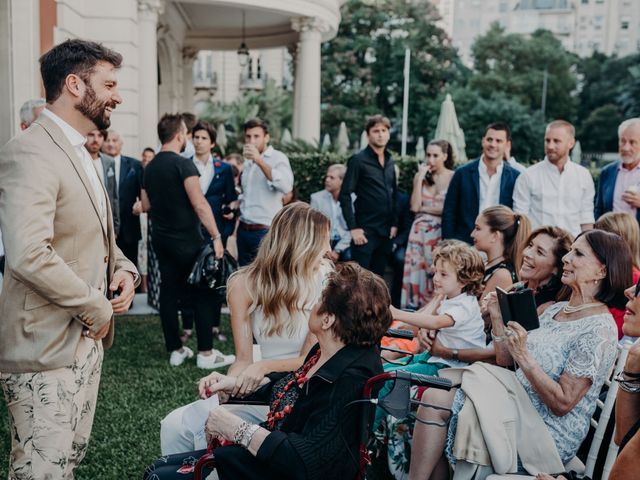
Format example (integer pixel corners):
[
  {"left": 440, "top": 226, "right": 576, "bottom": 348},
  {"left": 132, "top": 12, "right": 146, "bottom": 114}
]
[{"left": 614, "top": 372, "right": 640, "bottom": 394}]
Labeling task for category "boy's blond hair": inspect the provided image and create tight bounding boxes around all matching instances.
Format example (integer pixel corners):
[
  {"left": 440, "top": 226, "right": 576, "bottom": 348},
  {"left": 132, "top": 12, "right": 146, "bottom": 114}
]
[{"left": 433, "top": 240, "right": 485, "bottom": 298}]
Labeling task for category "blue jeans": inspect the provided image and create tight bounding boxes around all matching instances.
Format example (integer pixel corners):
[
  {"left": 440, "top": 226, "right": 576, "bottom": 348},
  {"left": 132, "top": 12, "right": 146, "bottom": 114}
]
[{"left": 237, "top": 226, "right": 268, "bottom": 266}]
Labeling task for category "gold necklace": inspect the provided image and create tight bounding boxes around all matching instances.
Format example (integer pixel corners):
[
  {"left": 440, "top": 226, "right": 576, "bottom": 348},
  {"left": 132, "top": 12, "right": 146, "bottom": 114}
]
[{"left": 562, "top": 302, "right": 603, "bottom": 314}]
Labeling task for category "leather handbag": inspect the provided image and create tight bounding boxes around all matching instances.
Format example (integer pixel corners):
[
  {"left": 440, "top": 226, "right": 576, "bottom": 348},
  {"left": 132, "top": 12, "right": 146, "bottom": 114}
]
[{"left": 187, "top": 245, "right": 238, "bottom": 298}]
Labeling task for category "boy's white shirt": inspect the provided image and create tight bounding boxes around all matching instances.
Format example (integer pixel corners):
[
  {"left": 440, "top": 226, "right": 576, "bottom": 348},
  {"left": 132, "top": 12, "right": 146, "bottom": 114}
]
[{"left": 428, "top": 292, "right": 486, "bottom": 368}]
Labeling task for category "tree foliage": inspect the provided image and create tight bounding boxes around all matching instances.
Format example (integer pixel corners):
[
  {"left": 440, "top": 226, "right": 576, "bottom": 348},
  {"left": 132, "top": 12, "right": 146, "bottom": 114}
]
[
  {"left": 469, "top": 24, "right": 578, "bottom": 123},
  {"left": 321, "top": 0, "right": 467, "bottom": 147}
]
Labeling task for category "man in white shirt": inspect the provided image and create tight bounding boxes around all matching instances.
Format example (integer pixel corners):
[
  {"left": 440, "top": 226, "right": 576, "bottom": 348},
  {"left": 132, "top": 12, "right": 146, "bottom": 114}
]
[
  {"left": 513, "top": 120, "right": 595, "bottom": 236},
  {"left": 310, "top": 164, "right": 352, "bottom": 261},
  {"left": 237, "top": 118, "right": 294, "bottom": 266},
  {"left": 595, "top": 118, "right": 640, "bottom": 222}
]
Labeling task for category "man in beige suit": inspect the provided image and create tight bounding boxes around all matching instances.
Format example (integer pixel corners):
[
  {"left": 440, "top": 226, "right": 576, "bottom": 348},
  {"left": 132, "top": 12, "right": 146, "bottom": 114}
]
[{"left": 0, "top": 39, "right": 139, "bottom": 479}]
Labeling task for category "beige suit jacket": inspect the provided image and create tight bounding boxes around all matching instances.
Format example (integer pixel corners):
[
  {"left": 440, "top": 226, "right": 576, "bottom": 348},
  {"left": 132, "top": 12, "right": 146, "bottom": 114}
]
[{"left": 0, "top": 114, "right": 139, "bottom": 373}]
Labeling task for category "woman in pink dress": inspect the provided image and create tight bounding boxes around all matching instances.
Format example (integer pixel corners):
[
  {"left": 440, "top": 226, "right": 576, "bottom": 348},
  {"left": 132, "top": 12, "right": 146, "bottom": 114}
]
[{"left": 401, "top": 140, "right": 455, "bottom": 309}]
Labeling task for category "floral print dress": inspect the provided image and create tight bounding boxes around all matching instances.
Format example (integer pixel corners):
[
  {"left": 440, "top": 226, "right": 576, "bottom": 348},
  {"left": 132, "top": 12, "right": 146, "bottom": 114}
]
[{"left": 400, "top": 186, "right": 447, "bottom": 309}]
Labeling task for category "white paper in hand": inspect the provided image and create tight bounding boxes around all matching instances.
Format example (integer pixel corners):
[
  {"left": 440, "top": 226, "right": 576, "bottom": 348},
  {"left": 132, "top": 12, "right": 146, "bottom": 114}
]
[{"left": 182, "top": 394, "right": 220, "bottom": 436}]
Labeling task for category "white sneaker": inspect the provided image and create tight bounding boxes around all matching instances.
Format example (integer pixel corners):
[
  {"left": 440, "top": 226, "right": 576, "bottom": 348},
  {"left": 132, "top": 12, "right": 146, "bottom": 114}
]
[
  {"left": 196, "top": 349, "right": 235, "bottom": 369},
  {"left": 169, "top": 346, "right": 194, "bottom": 366}
]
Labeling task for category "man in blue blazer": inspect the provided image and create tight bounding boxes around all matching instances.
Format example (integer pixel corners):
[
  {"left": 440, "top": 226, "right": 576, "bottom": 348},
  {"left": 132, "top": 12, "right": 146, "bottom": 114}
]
[
  {"left": 442, "top": 123, "right": 520, "bottom": 243},
  {"left": 594, "top": 118, "right": 640, "bottom": 222},
  {"left": 192, "top": 121, "right": 238, "bottom": 245},
  {"left": 104, "top": 130, "right": 143, "bottom": 267}
]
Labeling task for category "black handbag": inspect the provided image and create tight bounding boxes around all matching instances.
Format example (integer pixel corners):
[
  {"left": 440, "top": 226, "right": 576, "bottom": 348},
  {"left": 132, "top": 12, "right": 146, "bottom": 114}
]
[{"left": 187, "top": 245, "right": 238, "bottom": 297}]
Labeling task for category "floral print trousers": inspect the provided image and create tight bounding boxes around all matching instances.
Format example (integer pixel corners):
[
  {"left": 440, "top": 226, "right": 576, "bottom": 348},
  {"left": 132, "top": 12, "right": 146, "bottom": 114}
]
[{"left": 0, "top": 336, "right": 103, "bottom": 480}]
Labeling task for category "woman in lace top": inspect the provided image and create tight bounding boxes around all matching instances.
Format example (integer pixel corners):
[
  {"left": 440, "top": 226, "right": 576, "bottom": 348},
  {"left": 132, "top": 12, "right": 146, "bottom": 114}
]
[
  {"left": 401, "top": 140, "right": 455, "bottom": 309},
  {"left": 408, "top": 230, "right": 630, "bottom": 479}
]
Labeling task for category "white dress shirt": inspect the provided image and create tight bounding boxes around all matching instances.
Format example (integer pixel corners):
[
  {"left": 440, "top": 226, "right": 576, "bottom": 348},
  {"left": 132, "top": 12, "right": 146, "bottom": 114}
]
[
  {"left": 612, "top": 162, "right": 640, "bottom": 216},
  {"left": 92, "top": 157, "right": 105, "bottom": 183},
  {"left": 240, "top": 146, "right": 294, "bottom": 226},
  {"left": 193, "top": 154, "right": 215, "bottom": 194},
  {"left": 512, "top": 157, "right": 595, "bottom": 237},
  {"left": 478, "top": 156, "right": 503, "bottom": 212},
  {"left": 113, "top": 154, "right": 121, "bottom": 189},
  {"left": 41, "top": 109, "right": 107, "bottom": 226}
]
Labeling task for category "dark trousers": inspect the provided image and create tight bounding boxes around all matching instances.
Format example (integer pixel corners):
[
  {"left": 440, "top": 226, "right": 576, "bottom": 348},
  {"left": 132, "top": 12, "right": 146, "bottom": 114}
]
[
  {"left": 351, "top": 231, "right": 392, "bottom": 277},
  {"left": 143, "top": 446, "right": 279, "bottom": 480},
  {"left": 116, "top": 237, "right": 139, "bottom": 269},
  {"left": 153, "top": 240, "right": 215, "bottom": 352},
  {"left": 237, "top": 226, "right": 268, "bottom": 267},
  {"left": 390, "top": 245, "right": 406, "bottom": 307}
]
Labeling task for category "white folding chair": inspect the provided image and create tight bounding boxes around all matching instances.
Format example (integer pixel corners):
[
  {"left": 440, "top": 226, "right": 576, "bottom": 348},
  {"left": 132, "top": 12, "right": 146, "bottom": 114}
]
[
  {"left": 589, "top": 341, "right": 631, "bottom": 480},
  {"left": 487, "top": 341, "right": 631, "bottom": 480}
]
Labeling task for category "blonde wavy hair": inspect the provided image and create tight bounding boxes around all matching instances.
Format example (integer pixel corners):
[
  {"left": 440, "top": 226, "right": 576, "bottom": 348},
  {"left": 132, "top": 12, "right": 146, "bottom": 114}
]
[
  {"left": 237, "top": 202, "right": 330, "bottom": 337},
  {"left": 595, "top": 211, "right": 640, "bottom": 269}
]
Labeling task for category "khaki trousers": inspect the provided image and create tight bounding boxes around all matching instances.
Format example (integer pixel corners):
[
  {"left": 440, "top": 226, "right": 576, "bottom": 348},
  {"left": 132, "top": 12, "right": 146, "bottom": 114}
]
[{"left": 0, "top": 336, "right": 103, "bottom": 480}]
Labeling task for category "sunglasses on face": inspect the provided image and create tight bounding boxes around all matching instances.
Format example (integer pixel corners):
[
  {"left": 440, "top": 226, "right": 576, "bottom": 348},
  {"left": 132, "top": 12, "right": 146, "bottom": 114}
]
[{"left": 635, "top": 280, "right": 640, "bottom": 298}]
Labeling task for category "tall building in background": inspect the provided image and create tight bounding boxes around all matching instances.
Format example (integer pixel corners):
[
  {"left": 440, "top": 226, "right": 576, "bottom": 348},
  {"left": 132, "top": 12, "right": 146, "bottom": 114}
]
[{"left": 429, "top": 0, "right": 640, "bottom": 66}]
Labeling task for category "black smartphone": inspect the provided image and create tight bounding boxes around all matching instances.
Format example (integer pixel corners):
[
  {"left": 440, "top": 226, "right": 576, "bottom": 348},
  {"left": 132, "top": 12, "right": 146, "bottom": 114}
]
[{"left": 496, "top": 286, "right": 540, "bottom": 331}]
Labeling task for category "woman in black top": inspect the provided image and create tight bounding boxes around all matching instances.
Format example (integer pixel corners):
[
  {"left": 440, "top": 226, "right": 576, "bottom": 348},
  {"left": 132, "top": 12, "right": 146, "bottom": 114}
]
[
  {"left": 141, "top": 114, "right": 225, "bottom": 368},
  {"left": 144, "top": 263, "right": 393, "bottom": 480},
  {"left": 470, "top": 206, "right": 531, "bottom": 301}
]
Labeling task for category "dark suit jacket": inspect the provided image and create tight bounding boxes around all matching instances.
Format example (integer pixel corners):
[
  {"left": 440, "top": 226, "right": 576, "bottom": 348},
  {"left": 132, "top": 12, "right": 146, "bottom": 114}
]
[
  {"left": 392, "top": 190, "right": 413, "bottom": 250},
  {"left": 594, "top": 160, "right": 640, "bottom": 222},
  {"left": 442, "top": 158, "right": 521, "bottom": 243},
  {"left": 98, "top": 153, "right": 120, "bottom": 235},
  {"left": 202, "top": 159, "right": 238, "bottom": 241},
  {"left": 118, "top": 155, "right": 143, "bottom": 244}
]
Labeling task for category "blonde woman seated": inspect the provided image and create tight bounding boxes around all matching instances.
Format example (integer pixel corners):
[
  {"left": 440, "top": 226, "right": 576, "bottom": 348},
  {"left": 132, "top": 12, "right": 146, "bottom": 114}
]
[{"left": 161, "top": 203, "right": 332, "bottom": 454}]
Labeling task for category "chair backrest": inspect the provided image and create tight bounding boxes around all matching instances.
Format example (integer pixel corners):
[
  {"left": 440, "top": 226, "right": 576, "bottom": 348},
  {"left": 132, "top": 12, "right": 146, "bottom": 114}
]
[{"left": 584, "top": 341, "right": 632, "bottom": 479}]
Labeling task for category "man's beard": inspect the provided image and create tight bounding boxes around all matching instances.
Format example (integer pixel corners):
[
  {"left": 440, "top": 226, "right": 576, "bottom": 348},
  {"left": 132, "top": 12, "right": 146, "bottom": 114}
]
[
  {"left": 76, "top": 84, "right": 113, "bottom": 130},
  {"left": 180, "top": 139, "right": 187, "bottom": 153}
]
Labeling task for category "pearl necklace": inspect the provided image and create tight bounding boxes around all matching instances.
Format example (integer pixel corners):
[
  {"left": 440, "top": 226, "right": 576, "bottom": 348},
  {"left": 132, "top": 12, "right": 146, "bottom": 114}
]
[{"left": 562, "top": 302, "right": 603, "bottom": 314}]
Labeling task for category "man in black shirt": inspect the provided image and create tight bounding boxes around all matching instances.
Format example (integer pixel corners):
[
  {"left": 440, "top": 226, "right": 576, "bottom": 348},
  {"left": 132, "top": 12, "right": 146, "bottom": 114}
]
[
  {"left": 339, "top": 115, "right": 398, "bottom": 276},
  {"left": 142, "top": 114, "right": 229, "bottom": 369}
]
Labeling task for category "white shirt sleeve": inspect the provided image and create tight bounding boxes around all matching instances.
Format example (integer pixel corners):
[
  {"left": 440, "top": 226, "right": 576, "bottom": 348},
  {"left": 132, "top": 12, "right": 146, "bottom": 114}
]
[
  {"left": 512, "top": 171, "right": 531, "bottom": 216},
  {"left": 266, "top": 153, "right": 294, "bottom": 194},
  {"left": 579, "top": 170, "right": 596, "bottom": 225}
]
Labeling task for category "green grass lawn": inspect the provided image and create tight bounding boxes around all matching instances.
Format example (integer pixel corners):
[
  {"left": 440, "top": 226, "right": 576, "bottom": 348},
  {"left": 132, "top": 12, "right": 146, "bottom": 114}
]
[{"left": 0, "top": 314, "right": 235, "bottom": 479}]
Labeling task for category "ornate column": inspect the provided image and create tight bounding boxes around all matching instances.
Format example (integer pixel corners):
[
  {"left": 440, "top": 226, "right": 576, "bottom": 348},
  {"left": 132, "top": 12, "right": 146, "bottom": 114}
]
[
  {"left": 138, "top": 0, "right": 164, "bottom": 150},
  {"left": 182, "top": 46, "right": 198, "bottom": 112},
  {"left": 291, "top": 17, "right": 328, "bottom": 144}
]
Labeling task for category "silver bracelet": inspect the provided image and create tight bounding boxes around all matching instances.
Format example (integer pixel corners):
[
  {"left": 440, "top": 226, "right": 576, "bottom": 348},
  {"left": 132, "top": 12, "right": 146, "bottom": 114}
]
[
  {"left": 240, "top": 423, "right": 261, "bottom": 448},
  {"left": 233, "top": 421, "right": 251, "bottom": 445},
  {"left": 491, "top": 329, "right": 506, "bottom": 343}
]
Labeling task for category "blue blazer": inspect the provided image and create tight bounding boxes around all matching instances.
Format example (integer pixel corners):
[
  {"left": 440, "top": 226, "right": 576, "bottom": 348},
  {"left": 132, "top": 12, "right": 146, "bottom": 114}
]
[
  {"left": 442, "top": 158, "right": 521, "bottom": 244},
  {"left": 594, "top": 160, "right": 640, "bottom": 222},
  {"left": 202, "top": 159, "right": 238, "bottom": 241},
  {"left": 118, "top": 155, "right": 143, "bottom": 244}
]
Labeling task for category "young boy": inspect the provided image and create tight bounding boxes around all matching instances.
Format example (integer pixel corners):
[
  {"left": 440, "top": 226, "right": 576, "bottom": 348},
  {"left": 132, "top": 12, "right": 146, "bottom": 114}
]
[{"left": 389, "top": 241, "right": 486, "bottom": 370}]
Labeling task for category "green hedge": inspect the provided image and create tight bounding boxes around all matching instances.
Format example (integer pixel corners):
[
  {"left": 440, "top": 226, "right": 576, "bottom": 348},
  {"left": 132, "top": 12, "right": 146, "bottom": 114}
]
[
  {"left": 288, "top": 152, "right": 421, "bottom": 201},
  {"left": 288, "top": 152, "right": 606, "bottom": 203}
]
